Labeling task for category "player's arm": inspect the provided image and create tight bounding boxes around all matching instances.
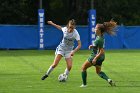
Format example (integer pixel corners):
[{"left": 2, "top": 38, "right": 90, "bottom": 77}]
[
  {"left": 47, "top": 21, "right": 62, "bottom": 30},
  {"left": 89, "top": 45, "right": 94, "bottom": 49},
  {"left": 71, "top": 40, "right": 81, "bottom": 56},
  {"left": 92, "top": 48, "right": 104, "bottom": 64}
]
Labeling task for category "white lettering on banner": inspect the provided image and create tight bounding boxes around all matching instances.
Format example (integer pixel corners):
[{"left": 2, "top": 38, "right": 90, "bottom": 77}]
[
  {"left": 40, "top": 44, "right": 44, "bottom": 48},
  {"left": 92, "top": 34, "right": 95, "bottom": 39},
  {"left": 40, "top": 18, "right": 44, "bottom": 22},
  {"left": 40, "top": 39, "right": 43, "bottom": 43},
  {"left": 92, "top": 15, "right": 95, "bottom": 19},
  {"left": 39, "top": 11, "right": 44, "bottom": 49},
  {"left": 40, "top": 33, "right": 44, "bottom": 38},
  {"left": 40, "top": 28, "right": 43, "bottom": 32},
  {"left": 92, "top": 21, "right": 95, "bottom": 26},
  {"left": 90, "top": 13, "right": 96, "bottom": 44},
  {"left": 39, "top": 13, "right": 44, "bottom": 17},
  {"left": 92, "top": 28, "right": 95, "bottom": 32},
  {"left": 40, "top": 23, "right": 43, "bottom": 27},
  {"left": 92, "top": 41, "right": 94, "bottom": 45}
]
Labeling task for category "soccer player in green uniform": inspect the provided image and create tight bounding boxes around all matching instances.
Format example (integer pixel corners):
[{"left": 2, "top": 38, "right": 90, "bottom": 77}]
[{"left": 80, "top": 20, "right": 117, "bottom": 87}]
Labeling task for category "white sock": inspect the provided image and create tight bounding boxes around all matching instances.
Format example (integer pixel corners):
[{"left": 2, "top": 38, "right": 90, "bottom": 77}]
[
  {"left": 46, "top": 66, "right": 54, "bottom": 75},
  {"left": 64, "top": 68, "right": 69, "bottom": 76},
  {"left": 108, "top": 79, "right": 112, "bottom": 82}
]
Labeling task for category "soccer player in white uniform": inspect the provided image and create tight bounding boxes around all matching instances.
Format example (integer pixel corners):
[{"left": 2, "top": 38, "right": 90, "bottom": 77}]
[{"left": 41, "top": 19, "right": 81, "bottom": 80}]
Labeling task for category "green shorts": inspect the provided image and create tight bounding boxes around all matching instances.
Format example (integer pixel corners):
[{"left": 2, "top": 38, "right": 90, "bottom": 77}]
[{"left": 88, "top": 54, "right": 105, "bottom": 66}]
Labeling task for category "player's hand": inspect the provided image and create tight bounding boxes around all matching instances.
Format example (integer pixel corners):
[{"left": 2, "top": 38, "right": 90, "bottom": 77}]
[
  {"left": 89, "top": 45, "right": 93, "bottom": 50},
  {"left": 70, "top": 51, "right": 74, "bottom": 56},
  {"left": 92, "top": 59, "right": 96, "bottom": 65},
  {"left": 47, "top": 21, "right": 53, "bottom": 25}
]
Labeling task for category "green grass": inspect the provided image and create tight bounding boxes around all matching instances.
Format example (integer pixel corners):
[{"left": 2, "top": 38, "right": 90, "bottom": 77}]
[{"left": 0, "top": 50, "right": 140, "bottom": 93}]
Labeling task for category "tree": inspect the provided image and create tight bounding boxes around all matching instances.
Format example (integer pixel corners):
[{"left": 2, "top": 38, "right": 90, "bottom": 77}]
[{"left": 0, "top": 0, "right": 139, "bottom": 25}]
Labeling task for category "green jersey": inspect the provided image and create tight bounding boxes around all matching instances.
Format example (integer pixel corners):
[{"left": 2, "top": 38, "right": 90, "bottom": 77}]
[
  {"left": 88, "top": 36, "right": 105, "bottom": 66},
  {"left": 92, "top": 36, "right": 105, "bottom": 55},
  {"left": 94, "top": 36, "right": 104, "bottom": 49}
]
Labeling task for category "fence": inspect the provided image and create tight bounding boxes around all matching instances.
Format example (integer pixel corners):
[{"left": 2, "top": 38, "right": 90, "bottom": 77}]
[{"left": 0, "top": 25, "right": 140, "bottom": 49}]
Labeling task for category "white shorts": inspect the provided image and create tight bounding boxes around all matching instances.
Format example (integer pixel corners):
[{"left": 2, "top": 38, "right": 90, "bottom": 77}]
[{"left": 55, "top": 46, "right": 71, "bottom": 58}]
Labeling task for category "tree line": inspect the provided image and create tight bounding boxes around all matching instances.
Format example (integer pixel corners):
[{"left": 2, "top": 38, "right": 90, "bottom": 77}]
[{"left": 0, "top": 0, "right": 139, "bottom": 25}]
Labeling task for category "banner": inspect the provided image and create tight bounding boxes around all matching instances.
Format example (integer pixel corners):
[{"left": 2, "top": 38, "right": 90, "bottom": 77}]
[
  {"left": 38, "top": 9, "right": 45, "bottom": 49},
  {"left": 88, "top": 9, "right": 96, "bottom": 45}
]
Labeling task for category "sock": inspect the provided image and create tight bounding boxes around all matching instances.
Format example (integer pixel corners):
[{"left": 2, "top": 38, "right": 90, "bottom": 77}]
[
  {"left": 64, "top": 68, "right": 69, "bottom": 76},
  {"left": 81, "top": 71, "right": 87, "bottom": 85},
  {"left": 98, "top": 71, "right": 109, "bottom": 81},
  {"left": 46, "top": 66, "right": 54, "bottom": 75}
]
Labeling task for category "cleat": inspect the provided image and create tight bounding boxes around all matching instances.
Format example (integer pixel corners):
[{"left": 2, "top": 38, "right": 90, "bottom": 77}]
[
  {"left": 108, "top": 79, "right": 116, "bottom": 86},
  {"left": 80, "top": 84, "right": 87, "bottom": 87},
  {"left": 41, "top": 74, "right": 48, "bottom": 80}
]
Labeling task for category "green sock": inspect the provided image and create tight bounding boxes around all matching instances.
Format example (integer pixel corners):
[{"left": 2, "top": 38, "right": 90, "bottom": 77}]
[
  {"left": 81, "top": 71, "right": 87, "bottom": 85},
  {"left": 98, "top": 71, "right": 109, "bottom": 81}
]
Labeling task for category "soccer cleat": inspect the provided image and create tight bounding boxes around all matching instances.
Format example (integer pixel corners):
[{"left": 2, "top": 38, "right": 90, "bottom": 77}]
[
  {"left": 80, "top": 84, "right": 87, "bottom": 88},
  {"left": 41, "top": 74, "right": 48, "bottom": 80},
  {"left": 108, "top": 79, "right": 116, "bottom": 86}
]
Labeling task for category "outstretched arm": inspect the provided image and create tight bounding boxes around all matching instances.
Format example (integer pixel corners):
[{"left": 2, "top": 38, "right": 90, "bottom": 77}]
[
  {"left": 47, "top": 21, "right": 62, "bottom": 30},
  {"left": 88, "top": 45, "right": 94, "bottom": 50}
]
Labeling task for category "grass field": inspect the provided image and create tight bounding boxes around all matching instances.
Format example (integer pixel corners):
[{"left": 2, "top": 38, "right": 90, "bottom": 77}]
[{"left": 0, "top": 50, "right": 140, "bottom": 93}]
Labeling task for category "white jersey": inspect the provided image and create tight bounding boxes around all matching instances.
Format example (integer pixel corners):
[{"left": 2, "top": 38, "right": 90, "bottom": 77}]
[{"left": 57, "top": 27, "right": 80, "bottom": 51}]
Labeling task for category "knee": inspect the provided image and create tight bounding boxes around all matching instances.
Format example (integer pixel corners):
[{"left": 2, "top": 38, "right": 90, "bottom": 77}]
[
  {"left": 81, "top": 65, "right": 86, "bottom": 72},
  {"left": 51, "top": 64, "right": 57, "bottom": 68},
  {"left": 96, "top": 70, "right": 101, "bottom": 74},
  {"left": 67, "top": 65, "right": 72, "bottom": 71},
  {"left": 96, "top": 71, "right": 100, "bottom": 74}
]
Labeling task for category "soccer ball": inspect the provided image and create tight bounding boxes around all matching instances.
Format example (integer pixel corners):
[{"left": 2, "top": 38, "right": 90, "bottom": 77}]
[{"left": 58, "top": 74, "right": 68, "bottom": 82}]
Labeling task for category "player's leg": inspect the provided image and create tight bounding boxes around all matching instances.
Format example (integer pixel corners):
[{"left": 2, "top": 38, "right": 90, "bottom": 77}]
[
  {"left": 41, "top": 54, "right": 62, "bottom": 80},
  {"left": 80, "top": 60, "right": 92, "bottom": 87},
  {"left": 63, "top": 51, "right": 73, "bottom": 76},
  {"left": 95, "top": 66, "right": 116, "bottom": 86},
  {"left": 47, "top": 54, "right": 63, "bottom": 74},
  {"left": 95, "top": 66, "right": 109, "bottom": 81},
  {"left": 80, "top": 54, "right": 95, "bottom": 87},
  {"left": 64, "top": 57, "right": 72, "bottom": 76},
  {"left": 95, "top": 56, "right": 110, "bottom": 81}
]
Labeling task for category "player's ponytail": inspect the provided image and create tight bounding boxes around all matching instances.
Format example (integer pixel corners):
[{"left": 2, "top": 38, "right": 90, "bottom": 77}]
[{"left": 102, "top": 20, "right": 117, "bottom": 35}]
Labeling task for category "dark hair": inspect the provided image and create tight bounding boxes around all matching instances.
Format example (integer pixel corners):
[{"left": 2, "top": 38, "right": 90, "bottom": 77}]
[{"left": 99, "top": 20, "right": 117, "bottom": 35}]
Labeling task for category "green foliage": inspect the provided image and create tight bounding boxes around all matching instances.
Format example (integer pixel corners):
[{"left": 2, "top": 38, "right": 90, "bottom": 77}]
[
  {"left": 94, "top": 0, "right": 140, "bottom": 25},
  {"left": 0, "top": 0, "right": 139, "bottom": 25},
  {"left": 0, "top": 0, "right": 38, "bottom": 24}
]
